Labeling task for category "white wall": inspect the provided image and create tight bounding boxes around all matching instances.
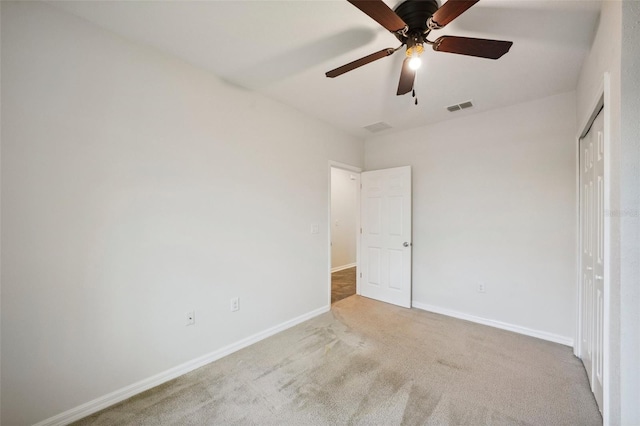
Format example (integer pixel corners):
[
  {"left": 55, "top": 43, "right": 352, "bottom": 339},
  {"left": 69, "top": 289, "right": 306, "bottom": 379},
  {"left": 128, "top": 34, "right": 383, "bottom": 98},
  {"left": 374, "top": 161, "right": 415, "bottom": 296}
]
[
  {"left": 619, "top": 2, "right": 640, "bottom": 423},
  {"left": 0, "top": 1, "right": 3, "bottom": 420},
  {"left": 330, "top": 168, "right": 358, "bottom": 270},
  {"left": 0, "top": 2, "right": 363, "bottom": 424},
  {"left": 365, "top": 92, "right": 578, "bottom": 342},
  {"left": 575, "top": 4, "right": 622, "bottom": 422},
  {"left": 574, "top": 1, "right": 640, "bottom": 424}
]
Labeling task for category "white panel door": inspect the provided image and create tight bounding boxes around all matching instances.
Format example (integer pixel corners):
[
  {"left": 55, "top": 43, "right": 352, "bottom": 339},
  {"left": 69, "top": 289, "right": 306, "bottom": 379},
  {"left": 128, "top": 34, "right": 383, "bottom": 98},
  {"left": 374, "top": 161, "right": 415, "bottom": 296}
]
[
  {"left": 579, "top": 109, "right": 604, "bottom": 413},
  {"left": 592, "top": 111, "right": 605, "bottom": 411},
  {"left": 580, "top": 127, "right": 595, "bottom": 387},
  {"left": 360, "top": 166, "right": 412, "bottom": 308}
]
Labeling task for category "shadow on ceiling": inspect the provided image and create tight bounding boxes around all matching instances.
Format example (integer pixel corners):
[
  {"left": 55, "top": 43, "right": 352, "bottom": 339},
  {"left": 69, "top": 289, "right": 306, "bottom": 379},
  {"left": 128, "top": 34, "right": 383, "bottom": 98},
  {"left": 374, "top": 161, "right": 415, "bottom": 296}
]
[
  {"left": 452, "top": 5, "right": 600, "bottom": 47},
  {"left": 226, "top": 27, "right": 377, "bottom": 90}
]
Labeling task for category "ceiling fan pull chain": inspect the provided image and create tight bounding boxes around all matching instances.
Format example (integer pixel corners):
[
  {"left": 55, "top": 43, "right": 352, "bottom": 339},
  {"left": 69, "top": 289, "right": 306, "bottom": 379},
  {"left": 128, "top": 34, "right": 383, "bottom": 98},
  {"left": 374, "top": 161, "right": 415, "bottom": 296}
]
[
  {"left": 412, "top": 89, "right": 415, "bottom": 98},
  {"left": 415, "top": 98, "right": 418, "bottom": 106}
]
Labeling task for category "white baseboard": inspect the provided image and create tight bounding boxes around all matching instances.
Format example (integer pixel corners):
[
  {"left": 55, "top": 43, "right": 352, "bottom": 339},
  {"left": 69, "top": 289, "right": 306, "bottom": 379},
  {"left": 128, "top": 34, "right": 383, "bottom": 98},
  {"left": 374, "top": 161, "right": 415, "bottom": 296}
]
[
  {"left": 411, "top": 301, "right": 574, "bottom": 347},
  {"left": 34, "top": 305, "right": 330, "bottom": 426},
  {"left": 331, "top": 263, "right": 356, "bottom": 273}
]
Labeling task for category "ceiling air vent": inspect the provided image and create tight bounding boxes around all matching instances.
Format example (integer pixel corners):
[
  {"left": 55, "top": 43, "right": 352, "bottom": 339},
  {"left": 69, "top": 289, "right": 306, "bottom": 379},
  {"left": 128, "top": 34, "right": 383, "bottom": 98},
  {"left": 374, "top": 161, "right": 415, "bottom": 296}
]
[
  {"left": 364, "top": 122, "right": 392, "bottom": 133},
  {"left": 446, "top": 100, "right": 474, "bottom": 112}
]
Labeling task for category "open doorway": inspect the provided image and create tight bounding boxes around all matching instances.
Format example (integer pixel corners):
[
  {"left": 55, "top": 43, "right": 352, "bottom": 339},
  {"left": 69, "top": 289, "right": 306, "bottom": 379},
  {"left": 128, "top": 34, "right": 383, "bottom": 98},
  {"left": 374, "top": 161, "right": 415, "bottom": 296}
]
[{"left": 329, "top": 165, "right": 360, "bottom": 304}]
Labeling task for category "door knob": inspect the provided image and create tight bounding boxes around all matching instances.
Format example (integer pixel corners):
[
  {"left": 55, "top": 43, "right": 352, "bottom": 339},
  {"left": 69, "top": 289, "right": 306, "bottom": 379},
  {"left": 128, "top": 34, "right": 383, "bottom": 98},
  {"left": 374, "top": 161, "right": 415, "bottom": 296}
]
[{"left": 403, "top": 242, "right": 411, "bottom": 247}]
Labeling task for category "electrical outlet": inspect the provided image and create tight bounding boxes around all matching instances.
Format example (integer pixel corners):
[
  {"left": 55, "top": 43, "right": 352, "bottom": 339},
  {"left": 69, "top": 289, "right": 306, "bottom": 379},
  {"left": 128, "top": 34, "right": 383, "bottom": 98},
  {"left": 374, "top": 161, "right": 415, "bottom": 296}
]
[
  {"left": 186, "top": 310, "right": 195, "bottom": 326},
  {"left": 478, "top": 283, "right": 486, "bottom": 293},
  {"left": 230, "top": 297, "right": 240, "bottom": 312}
]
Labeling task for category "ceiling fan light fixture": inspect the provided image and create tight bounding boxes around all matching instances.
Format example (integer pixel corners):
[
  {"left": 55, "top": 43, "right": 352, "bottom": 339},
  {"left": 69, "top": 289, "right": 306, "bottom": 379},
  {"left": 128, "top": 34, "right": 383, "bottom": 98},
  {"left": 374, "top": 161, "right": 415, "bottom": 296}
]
[
  {"left": 406, "top": 40, "right": 424, "bottom": 70},
  {"left": 405, "top": 42, "right": 424, "bottom": 58},
  {"left": 408, "top": 56, "right": 422, "bottom": 70}
]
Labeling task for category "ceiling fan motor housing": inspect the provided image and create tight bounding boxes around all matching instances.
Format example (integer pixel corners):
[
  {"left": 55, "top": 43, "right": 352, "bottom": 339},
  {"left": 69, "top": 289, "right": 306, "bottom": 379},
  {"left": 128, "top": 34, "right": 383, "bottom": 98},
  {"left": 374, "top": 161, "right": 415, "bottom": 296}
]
[{"left": 393, "top": 0, "right": 440, "bottom": 43}]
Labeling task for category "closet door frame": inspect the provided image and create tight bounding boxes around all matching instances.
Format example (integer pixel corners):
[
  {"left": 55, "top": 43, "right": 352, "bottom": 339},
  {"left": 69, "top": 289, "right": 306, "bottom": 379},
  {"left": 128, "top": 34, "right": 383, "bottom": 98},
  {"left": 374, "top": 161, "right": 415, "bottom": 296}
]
[{"left": 575, "top": 72, "right": 611, "bottom": 421}]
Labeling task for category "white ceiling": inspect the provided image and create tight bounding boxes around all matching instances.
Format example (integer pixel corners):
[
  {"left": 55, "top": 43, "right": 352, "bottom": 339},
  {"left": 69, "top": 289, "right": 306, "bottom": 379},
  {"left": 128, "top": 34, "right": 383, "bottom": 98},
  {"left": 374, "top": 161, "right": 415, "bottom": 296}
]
[{"left": 49, "top": 0, "right": 601, "bottom": 138}]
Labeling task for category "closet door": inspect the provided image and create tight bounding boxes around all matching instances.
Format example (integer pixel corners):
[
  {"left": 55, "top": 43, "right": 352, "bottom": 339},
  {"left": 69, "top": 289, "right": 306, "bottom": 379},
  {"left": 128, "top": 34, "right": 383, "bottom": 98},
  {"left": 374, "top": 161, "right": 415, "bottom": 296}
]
[
  {"left": 579, "top": 109, "right": 604, "bottom": 413},
  {"left": 591, "top": 111, "right": 605, "bottom": 411}
]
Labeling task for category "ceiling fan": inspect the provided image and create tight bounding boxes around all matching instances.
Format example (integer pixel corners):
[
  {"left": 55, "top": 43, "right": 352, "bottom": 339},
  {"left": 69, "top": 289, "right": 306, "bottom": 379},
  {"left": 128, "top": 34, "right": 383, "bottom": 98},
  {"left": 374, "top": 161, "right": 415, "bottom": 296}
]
[{"left": 325, "top": 0, "right": 513, "bottom": 96}]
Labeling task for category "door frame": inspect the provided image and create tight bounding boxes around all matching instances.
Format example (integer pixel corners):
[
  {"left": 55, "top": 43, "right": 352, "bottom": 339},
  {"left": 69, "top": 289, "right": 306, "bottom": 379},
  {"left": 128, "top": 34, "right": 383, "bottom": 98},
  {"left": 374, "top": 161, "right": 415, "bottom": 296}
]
[
  {"left": 575, "top": 72, "right": 611, "bottom": 421},
  {"left": 328, "top": 161, "right": 362, "bottom": 305}
]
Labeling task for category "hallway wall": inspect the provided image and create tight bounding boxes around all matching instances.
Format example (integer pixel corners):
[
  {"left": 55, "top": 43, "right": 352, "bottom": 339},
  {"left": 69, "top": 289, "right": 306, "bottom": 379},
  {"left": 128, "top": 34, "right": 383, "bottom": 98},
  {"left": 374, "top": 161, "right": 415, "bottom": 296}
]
[{"left": 330, "top": 167, "right": 359, "bottom": 270}]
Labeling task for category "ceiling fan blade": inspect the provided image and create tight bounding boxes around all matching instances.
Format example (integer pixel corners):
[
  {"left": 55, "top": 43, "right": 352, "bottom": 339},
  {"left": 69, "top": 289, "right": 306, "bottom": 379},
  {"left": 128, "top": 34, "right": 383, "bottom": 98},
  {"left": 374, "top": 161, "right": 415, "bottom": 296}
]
[
  {"left": 326, "top": 48, "right": 396, "bottom": 78},
  {"left": 431, "top": 0, "right": 479, "bottom": 28},
  {"left": 347, "top": 0, "right": 407, "bottom": 33},
  {"left": 397, "top": 57, "right": 416, "bottom": 95},
  {"left": 432, "top": 36, "right": 513, "bottom": 59}
]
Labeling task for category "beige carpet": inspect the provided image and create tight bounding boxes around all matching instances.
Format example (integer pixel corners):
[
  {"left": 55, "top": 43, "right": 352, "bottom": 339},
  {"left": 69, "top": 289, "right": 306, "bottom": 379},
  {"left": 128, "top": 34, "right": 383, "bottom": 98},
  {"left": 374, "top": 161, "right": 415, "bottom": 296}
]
[{"left": 74, "top": 296, "right": 602, "bottom": 425}]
